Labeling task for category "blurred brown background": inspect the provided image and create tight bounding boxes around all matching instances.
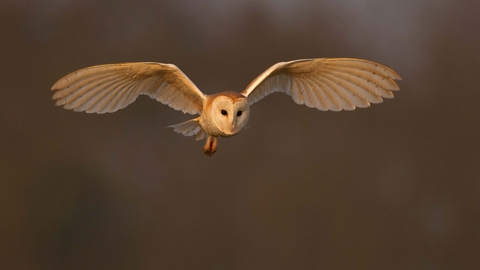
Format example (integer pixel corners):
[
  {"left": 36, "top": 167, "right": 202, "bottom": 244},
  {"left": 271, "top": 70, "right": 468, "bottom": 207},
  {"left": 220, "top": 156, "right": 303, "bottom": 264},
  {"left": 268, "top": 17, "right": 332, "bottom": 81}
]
[{"left": 1, "top": 0, "right": 479, "bottom": 269}]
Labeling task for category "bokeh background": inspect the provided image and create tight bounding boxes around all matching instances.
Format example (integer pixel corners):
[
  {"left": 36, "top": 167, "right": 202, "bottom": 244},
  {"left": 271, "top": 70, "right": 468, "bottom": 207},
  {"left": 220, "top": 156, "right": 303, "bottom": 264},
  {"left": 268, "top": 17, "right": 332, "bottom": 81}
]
[{"left": 2, "top": 0, "right": 479, "bottom": 269}]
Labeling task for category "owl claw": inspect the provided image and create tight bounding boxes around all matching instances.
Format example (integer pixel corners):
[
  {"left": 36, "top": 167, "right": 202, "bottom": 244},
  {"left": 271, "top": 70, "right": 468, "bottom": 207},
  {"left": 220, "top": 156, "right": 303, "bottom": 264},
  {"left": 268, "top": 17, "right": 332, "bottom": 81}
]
[{"left": 203, "top": 136, "right": 217, "bottom": 156}]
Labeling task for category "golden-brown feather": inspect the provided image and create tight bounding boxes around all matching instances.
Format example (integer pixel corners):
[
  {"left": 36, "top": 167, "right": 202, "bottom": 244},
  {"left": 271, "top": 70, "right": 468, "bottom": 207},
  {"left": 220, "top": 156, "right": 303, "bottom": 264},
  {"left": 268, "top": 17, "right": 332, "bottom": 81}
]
[
  {"left": 51, "top": 62, "right": 206, "bottom": 115},
  {"left": 241, "top": 58, "right": 401, "bottom": 111}
]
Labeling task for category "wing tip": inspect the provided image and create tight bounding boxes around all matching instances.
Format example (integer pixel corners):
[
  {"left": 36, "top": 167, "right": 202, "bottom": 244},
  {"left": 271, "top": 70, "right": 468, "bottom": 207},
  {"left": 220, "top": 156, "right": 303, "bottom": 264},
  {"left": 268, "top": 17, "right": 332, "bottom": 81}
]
[{"left": 51, "top": 80, "right": 65, "bottom": 91}]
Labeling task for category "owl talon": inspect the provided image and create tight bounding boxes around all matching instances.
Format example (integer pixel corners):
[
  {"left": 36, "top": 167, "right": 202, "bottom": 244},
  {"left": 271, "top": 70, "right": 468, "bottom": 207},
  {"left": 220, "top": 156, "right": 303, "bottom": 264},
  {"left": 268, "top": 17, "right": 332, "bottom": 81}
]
[{"left": 203, "top": 136, "right": 217, "bottom": 156}]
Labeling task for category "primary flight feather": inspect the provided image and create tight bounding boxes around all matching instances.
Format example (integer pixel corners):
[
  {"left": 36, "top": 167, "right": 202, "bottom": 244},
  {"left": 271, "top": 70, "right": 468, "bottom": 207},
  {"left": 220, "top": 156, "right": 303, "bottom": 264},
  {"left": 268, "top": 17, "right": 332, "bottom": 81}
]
[{"left": 52, "top": 58, "right": 401, "bottom": 156}]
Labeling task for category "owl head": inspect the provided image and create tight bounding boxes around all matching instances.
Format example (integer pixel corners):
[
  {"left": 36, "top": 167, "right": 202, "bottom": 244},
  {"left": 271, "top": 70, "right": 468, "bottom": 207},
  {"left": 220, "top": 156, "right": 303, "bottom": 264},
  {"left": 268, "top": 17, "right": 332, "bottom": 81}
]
[{"left": 207, "top": 92, "right": 250, "bottom": 137}]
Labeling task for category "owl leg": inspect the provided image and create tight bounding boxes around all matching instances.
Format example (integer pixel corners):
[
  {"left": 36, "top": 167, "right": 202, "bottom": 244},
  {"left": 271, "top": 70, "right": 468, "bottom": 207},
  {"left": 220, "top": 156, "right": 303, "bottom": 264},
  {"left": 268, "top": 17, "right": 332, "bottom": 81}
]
[{"left": 203, "top": 136, "right": 217, "bottom": 156}]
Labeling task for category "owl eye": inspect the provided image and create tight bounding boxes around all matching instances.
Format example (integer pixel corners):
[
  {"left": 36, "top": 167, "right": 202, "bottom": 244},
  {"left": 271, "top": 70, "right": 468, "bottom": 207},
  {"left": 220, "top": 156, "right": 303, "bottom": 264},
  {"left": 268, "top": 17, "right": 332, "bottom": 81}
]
[
  {"left": 221, "top": 110, "right": 227, "bottom": 115},
  {"left": 237, "top": 111, "right": 242, "bottom": 117}
]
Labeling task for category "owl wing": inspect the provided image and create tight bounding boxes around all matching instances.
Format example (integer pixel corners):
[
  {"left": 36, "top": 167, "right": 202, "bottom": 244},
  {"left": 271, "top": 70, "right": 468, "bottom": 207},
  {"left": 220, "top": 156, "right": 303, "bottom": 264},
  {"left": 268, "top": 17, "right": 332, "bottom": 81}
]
[
  {"left": 241, "top": 58, "right": 401, "bottom": 111},
  {"left": 51, "top": 62, "right": 206, "bottom": 114}
]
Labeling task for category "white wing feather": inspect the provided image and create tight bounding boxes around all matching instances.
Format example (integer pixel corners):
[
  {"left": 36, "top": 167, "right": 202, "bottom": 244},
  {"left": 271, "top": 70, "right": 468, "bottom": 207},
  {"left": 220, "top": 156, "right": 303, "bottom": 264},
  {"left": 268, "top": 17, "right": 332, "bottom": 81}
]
[
  {"left": 51, "top": 62, "right": 206, "bottom": 114},
  {"left": 241, "top": 58, "right": 401, "bottom": 111}
]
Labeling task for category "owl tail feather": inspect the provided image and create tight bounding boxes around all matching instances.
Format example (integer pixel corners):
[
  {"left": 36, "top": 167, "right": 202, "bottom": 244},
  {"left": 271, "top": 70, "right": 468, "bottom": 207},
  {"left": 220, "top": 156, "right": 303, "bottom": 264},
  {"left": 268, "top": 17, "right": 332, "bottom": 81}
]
[{"left": 168, "top": 117, "right": 206, "bottom": 141}]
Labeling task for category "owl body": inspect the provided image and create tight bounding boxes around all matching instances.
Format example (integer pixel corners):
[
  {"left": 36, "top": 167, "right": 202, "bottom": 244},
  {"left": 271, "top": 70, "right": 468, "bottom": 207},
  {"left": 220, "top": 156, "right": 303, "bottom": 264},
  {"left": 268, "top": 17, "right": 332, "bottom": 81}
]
[{"left": 51, "top": 58, "right": 401, "bottom": 156}]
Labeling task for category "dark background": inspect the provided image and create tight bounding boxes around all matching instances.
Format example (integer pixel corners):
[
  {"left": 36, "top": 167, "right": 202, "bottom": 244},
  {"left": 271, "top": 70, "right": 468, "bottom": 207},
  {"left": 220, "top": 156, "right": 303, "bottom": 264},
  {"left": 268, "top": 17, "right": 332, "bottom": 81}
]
[{"left": 1, "top": 0, "right": 479, "bottom": 269}]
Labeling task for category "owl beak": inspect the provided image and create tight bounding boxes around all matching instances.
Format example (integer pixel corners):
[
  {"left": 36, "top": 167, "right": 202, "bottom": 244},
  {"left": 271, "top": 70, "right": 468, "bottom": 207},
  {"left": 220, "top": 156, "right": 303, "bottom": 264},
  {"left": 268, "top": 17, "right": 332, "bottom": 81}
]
[{"left": 227, "top": 117, "right": 236, "bottom": 134}]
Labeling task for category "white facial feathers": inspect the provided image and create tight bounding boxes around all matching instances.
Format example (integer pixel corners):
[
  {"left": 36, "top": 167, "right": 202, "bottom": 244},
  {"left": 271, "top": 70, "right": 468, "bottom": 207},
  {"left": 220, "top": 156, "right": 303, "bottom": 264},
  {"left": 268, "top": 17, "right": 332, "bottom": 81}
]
[{"left": 204, "top": 92, "right": 250, "bottom": 137}]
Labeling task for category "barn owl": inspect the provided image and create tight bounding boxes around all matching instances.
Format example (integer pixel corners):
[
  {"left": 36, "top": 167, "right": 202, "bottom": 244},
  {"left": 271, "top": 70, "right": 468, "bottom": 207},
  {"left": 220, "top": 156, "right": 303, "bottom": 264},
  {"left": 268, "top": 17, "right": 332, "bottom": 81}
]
[{"left": 51, "top": 58, "right": 401, "bottom": 156}]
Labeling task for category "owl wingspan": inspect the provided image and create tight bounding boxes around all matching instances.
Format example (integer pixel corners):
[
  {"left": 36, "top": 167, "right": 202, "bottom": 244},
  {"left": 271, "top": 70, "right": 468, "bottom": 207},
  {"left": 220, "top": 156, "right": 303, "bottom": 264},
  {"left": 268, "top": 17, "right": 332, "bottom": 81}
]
[
  {"left": 241, "top": 58, "right": 401, "bottom": 111},
  {"left": 51, "top": 62, "right": 206, "bottom": 115}
]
